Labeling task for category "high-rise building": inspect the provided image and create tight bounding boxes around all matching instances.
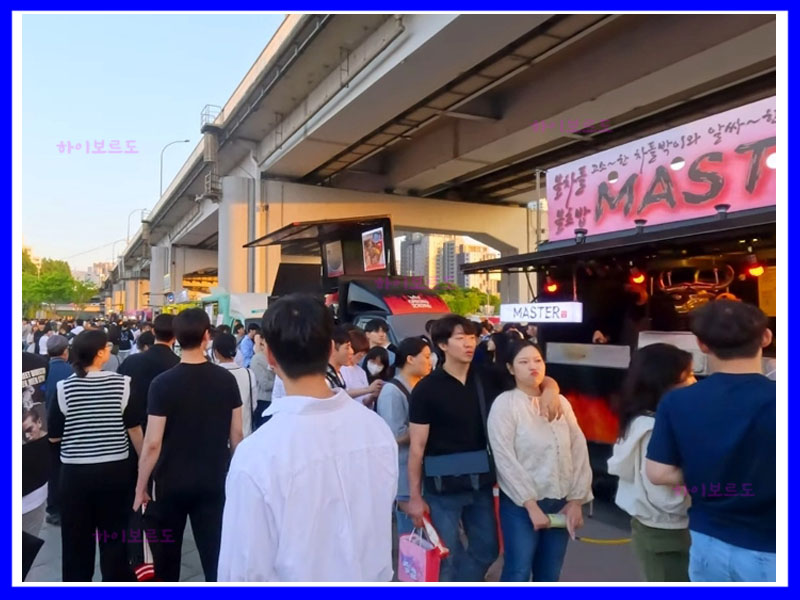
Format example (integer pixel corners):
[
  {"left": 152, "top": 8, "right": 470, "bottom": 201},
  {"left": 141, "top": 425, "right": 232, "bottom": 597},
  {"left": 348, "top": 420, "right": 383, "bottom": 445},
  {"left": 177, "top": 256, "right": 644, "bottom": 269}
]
[
  {"left": 438, "top": 240, "right": 458, "bottom": 284},
  {"left": 400, "top": 233, "right": 500, "bottom": 291},
  {"left": 400, "top": 233, "right": 457, "bottom": 287},
  {"left": 456, "top": 246, "right": 501, "bottom": 294}
]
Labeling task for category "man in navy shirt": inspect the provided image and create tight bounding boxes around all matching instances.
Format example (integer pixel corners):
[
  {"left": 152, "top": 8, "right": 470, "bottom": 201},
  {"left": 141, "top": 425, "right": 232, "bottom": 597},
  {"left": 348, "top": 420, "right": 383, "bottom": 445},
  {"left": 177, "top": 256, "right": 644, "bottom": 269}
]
[{"left": 646, "top": 300, "right": 775, "bottom": 582}]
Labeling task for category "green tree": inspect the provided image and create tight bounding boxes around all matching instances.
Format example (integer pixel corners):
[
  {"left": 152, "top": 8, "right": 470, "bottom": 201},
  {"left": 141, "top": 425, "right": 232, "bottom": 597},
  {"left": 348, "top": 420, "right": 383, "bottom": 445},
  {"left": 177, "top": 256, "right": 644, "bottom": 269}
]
[
  {"left": 37, "top": 270, "right": 75, "bottom": 305},
  {"left": 22, "top": 271, "right": 42, "bottom": 318},
  {"left": 40, "top": 258, "right": 72, "bottom": 278},
  {"left": 433, "top": 282, "right": 501, "bottom": 316},
  {"left": 21, "top": 250, "right": 92, "bottom": 316},
  {"left": 73, "top": 280, "right": 99, "bottom": 309},
  {"left": 22, "top": 248, "right": 37, "bottom": 276}
]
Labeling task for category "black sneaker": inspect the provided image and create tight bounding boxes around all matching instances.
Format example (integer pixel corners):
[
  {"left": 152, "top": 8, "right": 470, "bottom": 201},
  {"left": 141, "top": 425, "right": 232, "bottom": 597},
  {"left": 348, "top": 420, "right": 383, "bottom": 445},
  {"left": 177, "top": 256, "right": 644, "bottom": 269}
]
[{"left": 45, "top": 512, "right": 60, "bottom": 526}]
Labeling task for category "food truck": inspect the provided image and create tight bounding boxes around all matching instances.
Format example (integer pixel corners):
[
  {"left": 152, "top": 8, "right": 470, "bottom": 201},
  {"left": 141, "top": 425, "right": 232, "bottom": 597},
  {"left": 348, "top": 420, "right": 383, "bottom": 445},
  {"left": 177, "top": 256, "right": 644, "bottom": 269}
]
[
  {"left": 244, "top": 215, "right": 451, "bottom": 341},
  {"left": 462, "top": 96, "right": 777, "bottom": 498},
  {"left": 201, "top": 291, "right": 269, "bottom": 330}
]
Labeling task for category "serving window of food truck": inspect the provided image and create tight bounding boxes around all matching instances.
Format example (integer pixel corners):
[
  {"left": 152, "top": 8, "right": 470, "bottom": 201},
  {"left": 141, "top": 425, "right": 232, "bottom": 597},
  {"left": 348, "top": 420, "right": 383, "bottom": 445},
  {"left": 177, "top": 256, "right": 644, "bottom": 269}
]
[{"left": 462, "top": 96, "right": 776, "bottom": 498}]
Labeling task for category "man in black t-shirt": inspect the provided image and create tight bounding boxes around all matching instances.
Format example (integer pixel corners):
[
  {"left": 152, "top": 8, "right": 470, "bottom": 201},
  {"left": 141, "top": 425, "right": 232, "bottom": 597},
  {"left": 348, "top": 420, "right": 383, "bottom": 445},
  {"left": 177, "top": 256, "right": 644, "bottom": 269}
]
[
  {"left": 133, "top": 308, "right": 243, "bottom": 582},
  {"left": 117, "top": 314, "right": 179, "bottom": 431}
]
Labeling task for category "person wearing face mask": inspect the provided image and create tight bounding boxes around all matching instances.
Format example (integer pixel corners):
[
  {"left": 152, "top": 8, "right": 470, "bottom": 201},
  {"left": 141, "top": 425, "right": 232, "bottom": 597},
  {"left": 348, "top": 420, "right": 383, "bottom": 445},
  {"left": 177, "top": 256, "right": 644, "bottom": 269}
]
[
  {"left": 340, "top": 328, "right": 382, "bottom": 408},
  {"left": 487, "top": 339, "right": 593, "bottom": 582},
  {"left": 363, "top": 319, "right": 398, "bottom": 367},
  {"left": 608, "top": 344, "right": 696, "bottom": 582},
  {"left": 363, "top": 346, "right": 392, "bottom": 385}
]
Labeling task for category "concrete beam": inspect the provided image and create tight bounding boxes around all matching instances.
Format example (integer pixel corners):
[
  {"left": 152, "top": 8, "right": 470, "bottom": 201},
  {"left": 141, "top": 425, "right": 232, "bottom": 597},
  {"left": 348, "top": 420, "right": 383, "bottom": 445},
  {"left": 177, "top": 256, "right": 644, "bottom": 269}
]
[
  {"left": 386, "top": 16, "right": 775, "bottom": 191},
  {"left": 260, "top": 14, "right": 554, "bottom": 177}
]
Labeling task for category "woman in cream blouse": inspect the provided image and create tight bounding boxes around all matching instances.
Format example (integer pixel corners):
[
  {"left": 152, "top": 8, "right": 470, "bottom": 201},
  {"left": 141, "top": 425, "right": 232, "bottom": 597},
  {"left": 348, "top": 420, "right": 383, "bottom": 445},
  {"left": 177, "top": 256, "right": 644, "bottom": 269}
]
[{"left": 487, "top": 339, "right": 593, "bottom": 582}]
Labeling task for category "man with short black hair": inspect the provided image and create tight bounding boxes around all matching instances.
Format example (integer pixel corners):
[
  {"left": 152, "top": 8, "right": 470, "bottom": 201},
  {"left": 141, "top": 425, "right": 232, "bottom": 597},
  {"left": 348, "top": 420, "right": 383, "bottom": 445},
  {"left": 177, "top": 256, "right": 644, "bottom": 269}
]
[
  {"left": 133, "top": 309, "right": 243, "bottom": 581},
  {"left": 70, "top": 318, "right": 84, "bottom": 337},
  {"left": 235, "top": 323, "right": 260, "bottom": 368},
  {"left": 218, "top": 294, "right": 398, "bottom": 581},
  {"left": 232, "top": 323, "right": 245, "bottom": 344},
  {"left": 38, "top": 324, "right": 53, "bottom": 356},
  {"left": 407, "top": 314, "right": 564, "bottom": 581},
  {"left": 118, "top": 322, "right": 134, "bottom": 362},
  {"left": 364, "top": 318, "right": 397, "bottom": 367},
  {"left": 646, "top": 300, "right": 775, "bottom": 582},
  {"left": 117, "top": 314, "right": 180, "bottom": 431},
  {"left": 135, "top": 331, "right": 155, "bottom": 353}
]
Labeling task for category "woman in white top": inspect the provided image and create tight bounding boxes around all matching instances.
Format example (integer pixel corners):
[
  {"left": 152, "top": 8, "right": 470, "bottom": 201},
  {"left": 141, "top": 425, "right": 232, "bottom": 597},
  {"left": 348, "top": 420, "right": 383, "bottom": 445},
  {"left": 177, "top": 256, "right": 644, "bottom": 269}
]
[
  {"left": 213, "top": 333, "right": 258, "bottom": 437},
  {"left": 487, "top": 339, "right": 593, "bottom": 582},
  {"left": 607, "top": 343, "right": 695, "bottom": 581}
]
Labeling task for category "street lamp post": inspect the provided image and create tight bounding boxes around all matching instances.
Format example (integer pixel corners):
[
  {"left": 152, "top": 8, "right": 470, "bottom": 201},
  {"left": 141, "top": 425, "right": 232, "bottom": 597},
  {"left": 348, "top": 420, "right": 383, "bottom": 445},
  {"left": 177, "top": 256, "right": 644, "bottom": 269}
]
[
  {"left": 127, "top": 208, "right": 150, "bottom": 242},
  {"left": 160, "top": 139, "right": 191, "bottom": 198}
]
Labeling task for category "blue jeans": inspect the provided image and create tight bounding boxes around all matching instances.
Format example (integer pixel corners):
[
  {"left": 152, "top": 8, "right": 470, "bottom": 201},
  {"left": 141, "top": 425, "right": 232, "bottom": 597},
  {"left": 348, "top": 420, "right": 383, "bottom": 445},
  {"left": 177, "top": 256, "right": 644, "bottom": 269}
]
[
  {"left": 499, "top": 494, "right": 569, "bottom": 582},
  {"left": 396, "top": 508, "right": 414, "bottom": 537},
  {"left": 425, "top": 487, "right": 499, "bottom": 582},
  {"left": 689, "top": 530, "right": 776, "bottom": 582}
]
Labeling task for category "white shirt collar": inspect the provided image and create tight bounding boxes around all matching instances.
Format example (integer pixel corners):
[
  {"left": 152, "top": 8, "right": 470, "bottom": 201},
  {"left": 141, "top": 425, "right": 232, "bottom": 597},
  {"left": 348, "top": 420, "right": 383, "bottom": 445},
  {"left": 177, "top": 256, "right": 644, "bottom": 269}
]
[
  {"left": 86, "top": 370, "right": 112, "bottom": 377},
  {"left": 265, "top": 389, "right": 350, "bottom": 416}
]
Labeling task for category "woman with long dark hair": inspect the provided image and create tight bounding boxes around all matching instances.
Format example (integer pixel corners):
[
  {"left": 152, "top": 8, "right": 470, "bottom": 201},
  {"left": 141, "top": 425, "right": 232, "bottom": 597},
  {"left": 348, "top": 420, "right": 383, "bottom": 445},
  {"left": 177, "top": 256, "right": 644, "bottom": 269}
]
[
  {"left": 608, "top": 343, "right": 696, "bottom": 582},
  {"left": 487, "top": 339, "right": 592, "bottom": 581},
  {"left": 47, "top": 329, "right": 144, "bottom": 581}
]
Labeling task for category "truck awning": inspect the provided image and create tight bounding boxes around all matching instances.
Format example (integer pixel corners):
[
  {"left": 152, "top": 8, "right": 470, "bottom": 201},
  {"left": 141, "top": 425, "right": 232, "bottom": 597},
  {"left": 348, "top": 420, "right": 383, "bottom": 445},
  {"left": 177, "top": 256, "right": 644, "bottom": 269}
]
[
  {"left": 461, "top": 206, "right": 776, "bottom": 274},
  {"left": 243, "top": 215, "right": 392, "bottom": 251}
]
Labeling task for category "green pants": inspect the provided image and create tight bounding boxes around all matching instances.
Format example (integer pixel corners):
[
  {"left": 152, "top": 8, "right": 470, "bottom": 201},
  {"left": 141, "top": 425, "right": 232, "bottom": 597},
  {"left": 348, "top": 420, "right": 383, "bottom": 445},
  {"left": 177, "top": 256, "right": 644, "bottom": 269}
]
[{"left": 631, "top": 518, "right": 690, "bottom": 582}]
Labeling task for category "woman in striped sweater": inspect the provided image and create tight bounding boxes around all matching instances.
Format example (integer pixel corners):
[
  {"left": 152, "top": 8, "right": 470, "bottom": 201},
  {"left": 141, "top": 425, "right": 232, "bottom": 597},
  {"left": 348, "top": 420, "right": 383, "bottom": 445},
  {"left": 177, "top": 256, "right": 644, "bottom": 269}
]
[{"left": 47, "top": 330, "right": 144, "bottom": 581}]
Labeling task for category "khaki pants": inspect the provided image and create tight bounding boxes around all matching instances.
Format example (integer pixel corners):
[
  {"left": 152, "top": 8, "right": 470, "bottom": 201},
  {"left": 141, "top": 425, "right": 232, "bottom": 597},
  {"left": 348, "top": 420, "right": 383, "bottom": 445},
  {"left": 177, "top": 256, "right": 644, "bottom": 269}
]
[{"left": 631, "top": 518, "right": 690, "bottom": 582}]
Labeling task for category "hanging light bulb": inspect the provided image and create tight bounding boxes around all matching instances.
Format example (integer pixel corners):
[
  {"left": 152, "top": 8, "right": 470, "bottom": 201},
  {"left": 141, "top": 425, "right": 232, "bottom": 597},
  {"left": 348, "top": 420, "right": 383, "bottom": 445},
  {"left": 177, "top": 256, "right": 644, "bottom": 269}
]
[
  {"left": 745, "top": 254, "right": 764, "bottom": 277},
  {"left": 630, "top": 267, "right": 646, "bottom": 285},
  {"left": 545, "top": 274, "right": 559, "bottom": 293}
]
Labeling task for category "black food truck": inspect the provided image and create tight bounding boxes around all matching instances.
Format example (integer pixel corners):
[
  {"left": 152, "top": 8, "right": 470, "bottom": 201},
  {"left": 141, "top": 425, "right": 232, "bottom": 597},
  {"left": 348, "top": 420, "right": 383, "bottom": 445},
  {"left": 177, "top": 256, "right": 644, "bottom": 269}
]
[
  {"left": 461, "top": 96, "right": 777, "bottom": 498},
  {"left": 244, "top": 215, "right": 451, "bottom": 342}
]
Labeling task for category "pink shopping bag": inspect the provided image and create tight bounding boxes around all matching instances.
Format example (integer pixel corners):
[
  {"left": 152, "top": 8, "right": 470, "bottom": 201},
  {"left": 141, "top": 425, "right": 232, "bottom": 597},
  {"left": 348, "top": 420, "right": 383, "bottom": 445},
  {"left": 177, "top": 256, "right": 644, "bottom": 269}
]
[{"left": 397, "top": 530, "right": 441, "bottom": 582}]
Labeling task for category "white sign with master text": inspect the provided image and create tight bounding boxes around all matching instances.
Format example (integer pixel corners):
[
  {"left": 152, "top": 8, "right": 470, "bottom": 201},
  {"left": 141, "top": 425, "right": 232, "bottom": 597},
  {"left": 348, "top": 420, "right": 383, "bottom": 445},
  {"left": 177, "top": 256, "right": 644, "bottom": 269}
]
[{"left": 500, "top": 302, "right": 583, "bottom": 323}]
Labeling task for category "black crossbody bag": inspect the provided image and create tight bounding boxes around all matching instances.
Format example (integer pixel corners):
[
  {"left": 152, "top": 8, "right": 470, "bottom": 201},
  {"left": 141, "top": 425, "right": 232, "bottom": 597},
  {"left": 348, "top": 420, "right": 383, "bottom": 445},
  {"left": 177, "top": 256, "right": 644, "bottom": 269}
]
[{"left": 423, "top": 373, "right": 496, "bottom": 494}]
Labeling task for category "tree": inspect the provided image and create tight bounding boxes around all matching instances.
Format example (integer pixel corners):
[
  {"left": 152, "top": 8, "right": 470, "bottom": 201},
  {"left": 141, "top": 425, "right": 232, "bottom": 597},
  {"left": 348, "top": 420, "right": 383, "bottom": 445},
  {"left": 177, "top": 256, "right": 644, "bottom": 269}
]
[
  {"left": 37, "top": 270, "right": 75, "bottom": 311},
  {"left": 73, "top": 280, "right": 99, "bottom": 309},
  {"left": 40, "top": 258, "right": 72, "bottom": 278},
  {"left": 433, "top": 282, "right": 500, "bottom": 316},
  {"left": 22, "top": 272, "right": 42, "bottom": 318},
  {"left": 21, "top": 250, "right": 98, "bottom": 317},
  {"left": 22, "top": 248, "right": 37, "bottom": 276}
]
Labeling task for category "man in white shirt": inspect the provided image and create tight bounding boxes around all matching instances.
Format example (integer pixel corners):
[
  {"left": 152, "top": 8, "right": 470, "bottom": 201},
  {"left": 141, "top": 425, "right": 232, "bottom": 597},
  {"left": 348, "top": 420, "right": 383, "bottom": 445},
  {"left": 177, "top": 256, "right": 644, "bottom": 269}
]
[
  {"left": 218, "top": 294, "right": 398, "bottom": 582},
  {"left": 38, "top": 325, "right": 53, "bottom": 356},
  {"left": 70, "top": 318, "right": 85, "bottom": 337}
]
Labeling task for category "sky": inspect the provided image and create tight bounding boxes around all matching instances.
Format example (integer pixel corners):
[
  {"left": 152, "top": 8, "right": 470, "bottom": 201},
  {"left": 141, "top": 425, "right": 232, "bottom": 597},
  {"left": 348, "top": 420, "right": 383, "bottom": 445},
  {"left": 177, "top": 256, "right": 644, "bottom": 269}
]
[{"left": 21, "top": 13, "right": 286, "bottom": 271}]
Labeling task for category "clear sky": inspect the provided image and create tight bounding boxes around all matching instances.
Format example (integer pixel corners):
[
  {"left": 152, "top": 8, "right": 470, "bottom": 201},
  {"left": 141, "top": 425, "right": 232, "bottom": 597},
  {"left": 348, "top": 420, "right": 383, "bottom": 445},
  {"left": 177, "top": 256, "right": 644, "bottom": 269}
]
[{"left": 21, "top": 13, "right": 286, "bottom": 271}]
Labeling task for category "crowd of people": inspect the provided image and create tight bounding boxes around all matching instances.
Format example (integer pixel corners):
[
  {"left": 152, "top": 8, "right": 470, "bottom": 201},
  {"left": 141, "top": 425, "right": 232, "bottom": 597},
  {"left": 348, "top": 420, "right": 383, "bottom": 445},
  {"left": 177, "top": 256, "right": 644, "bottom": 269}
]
[{"left": 20, "top": 296, "right": 775, "bottom": 583}]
